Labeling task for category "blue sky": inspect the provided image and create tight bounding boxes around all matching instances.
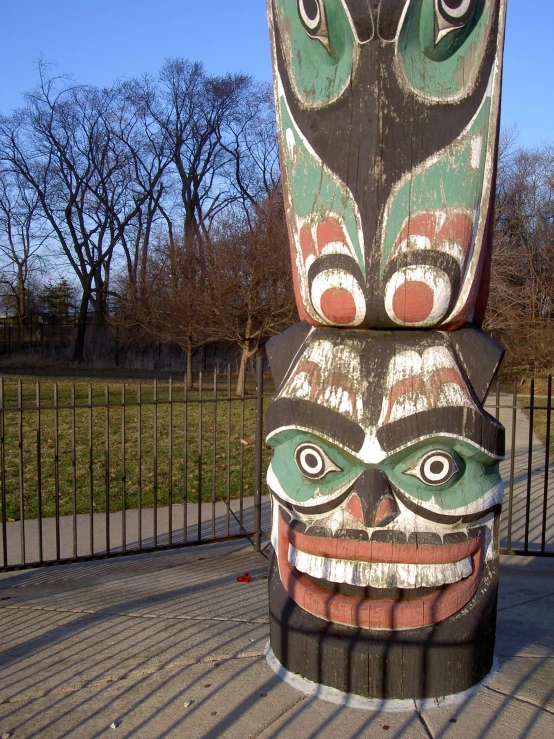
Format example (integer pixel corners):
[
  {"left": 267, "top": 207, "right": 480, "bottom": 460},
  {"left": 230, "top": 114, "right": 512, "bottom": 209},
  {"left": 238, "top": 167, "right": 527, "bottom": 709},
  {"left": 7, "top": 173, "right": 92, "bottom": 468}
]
[{"left": 0, "top": 1, "right": 551, "bottom": 147}]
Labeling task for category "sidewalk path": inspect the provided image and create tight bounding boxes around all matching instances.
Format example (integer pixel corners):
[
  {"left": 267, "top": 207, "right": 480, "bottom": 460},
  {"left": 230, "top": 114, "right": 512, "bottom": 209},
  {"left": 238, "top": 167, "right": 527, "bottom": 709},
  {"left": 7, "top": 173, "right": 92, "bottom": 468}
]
[{"left": 0, "top": 540, "right": 553, "bottom": 738}]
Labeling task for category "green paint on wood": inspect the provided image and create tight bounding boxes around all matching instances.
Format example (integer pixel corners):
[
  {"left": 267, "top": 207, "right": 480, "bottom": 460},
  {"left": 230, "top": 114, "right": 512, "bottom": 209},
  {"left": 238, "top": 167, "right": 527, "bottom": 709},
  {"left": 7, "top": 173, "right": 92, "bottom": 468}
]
[
  {"left": 279, "top": 94, "right": 365, "bottom": 274},
  {"left": 269, "top": 430, "right": 500, "bottom": 511},
  {"left": 276, "top": 0, "right": 356, "bottom": 107},
  {"left": 398, "top": 0, "right": 492, "bottom": 100},
  {"left": 381, "top": 96, "right": 491, "bottom": 269}
]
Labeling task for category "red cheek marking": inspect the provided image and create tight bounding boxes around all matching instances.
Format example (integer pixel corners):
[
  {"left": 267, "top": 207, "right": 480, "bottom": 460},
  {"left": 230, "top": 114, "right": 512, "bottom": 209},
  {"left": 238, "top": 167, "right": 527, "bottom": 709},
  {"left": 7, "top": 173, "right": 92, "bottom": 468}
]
[
  {"left": 392, "top": 281, "right": 434, "bottom": 323},
  {"left": 438, "top": 213, "right": 474, "bottom": 256},
  {"left": 316, "top": 217, "right": 350, "bottom": 252},
  {"left": 319, "top": 288, "right": 357, "bottom": 324},
  {"left": 300, "top": 225, "right": 317, "bottom": 262},
  {"left": 394, "top": 212, "right": 438, "bottom": 251}
]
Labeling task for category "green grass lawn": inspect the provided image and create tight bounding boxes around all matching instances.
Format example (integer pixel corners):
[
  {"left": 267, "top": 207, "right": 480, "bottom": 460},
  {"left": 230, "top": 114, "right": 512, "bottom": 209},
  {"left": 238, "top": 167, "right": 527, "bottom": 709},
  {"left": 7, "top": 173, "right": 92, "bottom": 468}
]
[{"left": 0, "top": 373, "right": 275, "bottom": 522}]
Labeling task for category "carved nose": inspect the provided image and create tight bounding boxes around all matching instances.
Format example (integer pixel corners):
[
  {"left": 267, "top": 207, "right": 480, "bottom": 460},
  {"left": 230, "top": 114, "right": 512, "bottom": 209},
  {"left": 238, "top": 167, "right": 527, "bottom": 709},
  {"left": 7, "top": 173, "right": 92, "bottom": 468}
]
[{"left": 345, "top": 469, "right": 399, "bottom": 528}]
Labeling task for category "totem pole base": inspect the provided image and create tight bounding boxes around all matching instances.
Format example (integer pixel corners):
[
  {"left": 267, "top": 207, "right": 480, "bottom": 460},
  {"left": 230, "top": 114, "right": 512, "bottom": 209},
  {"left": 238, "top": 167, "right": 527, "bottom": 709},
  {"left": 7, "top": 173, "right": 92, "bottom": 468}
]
[
  {"left": 265, "top": 643, "right": 499, "bottom": 713},
  {"left": 268, "top": 549, "right": 498, "bottom": 701}
]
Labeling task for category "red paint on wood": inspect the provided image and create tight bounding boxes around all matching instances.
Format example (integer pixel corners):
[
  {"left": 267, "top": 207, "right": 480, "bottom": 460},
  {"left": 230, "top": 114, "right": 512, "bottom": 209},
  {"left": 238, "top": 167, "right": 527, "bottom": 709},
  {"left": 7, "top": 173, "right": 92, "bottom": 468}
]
[
  {"left": 374, "top": 496, "right": 398, "bottom": 526},
  {"left": 279, "top": 515, "right": 485, "bottom": 630},
  {"left": 394, "top": 212, "right": 438, "bottom": 251},
  {"left": 316, "top": 217, "right": 350, "bottom": 252},
  {"left": 300, "top": 224, "right": 317, "bottom": 262},
  {"left": 438, "top": 212, "right": 474, "bottom": 256},
  {"left": 287, "top": 518, "right": 482, "bottom": 565},
  {"left": 392, "top": 281, "right": 434, "bottom": 323},
  {"left": 345, "top": 493, "right": 364, "bottom": 523},
  {"left": 320, "top": 288, "right": 357, "bottom": 324}
]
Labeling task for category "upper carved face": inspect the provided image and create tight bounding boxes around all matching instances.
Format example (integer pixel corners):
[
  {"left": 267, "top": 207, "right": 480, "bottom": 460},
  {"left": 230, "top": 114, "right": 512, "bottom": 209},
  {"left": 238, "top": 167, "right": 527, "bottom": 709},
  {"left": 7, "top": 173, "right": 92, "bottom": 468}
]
[
  {"left": 268, "top": 0, "right": 507, "bottom": 329},
  {"left": 266, "top": 324, "right": 505, "bottom": 630}
]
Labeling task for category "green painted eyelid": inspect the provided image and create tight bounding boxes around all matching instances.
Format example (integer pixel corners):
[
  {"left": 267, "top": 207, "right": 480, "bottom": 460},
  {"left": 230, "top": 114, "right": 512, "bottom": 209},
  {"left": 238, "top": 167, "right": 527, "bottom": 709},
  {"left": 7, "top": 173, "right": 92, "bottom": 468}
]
[
  {"left": 269, "top": 433, "right": 500, "bottom": 508},
  {"left": 381, "top": 96, "right": 491, "bottom": 268}
]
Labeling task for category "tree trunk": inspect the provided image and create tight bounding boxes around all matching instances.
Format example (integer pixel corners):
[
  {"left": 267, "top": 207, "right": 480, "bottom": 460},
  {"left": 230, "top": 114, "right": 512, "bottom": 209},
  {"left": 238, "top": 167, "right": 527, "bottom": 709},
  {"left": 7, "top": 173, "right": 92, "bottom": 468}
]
[
  {"left": 17, "top": 266, "right": 25, "bottom": 341},
  {"left": 236, "top": 342, "right": 259, "bottom": 397},
  {"left": 73, "top": 284, "right": 91, "bottom": 362},
  {"left": 186, "top": 345, "right": 193, "bottom": 390},
  {"left": 236, "top": 346, "right": 249, "bottom": 397}
]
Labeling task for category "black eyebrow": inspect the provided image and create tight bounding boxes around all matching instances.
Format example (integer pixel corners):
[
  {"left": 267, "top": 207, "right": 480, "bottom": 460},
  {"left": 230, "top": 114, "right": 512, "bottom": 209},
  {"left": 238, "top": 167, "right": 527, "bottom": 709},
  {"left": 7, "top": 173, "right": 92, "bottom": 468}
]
[
  {"left": 265, "top": 398, "right": 365, "bottom": 453},
  {"left": 376, "top": 407, "right": 505, "bottom": 458}
]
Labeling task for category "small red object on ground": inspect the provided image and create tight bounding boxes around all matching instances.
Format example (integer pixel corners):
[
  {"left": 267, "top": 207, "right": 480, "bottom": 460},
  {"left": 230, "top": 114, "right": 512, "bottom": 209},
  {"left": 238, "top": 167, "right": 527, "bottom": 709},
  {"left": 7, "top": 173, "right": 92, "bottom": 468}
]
[{"left": 237, "top": 573, "right": 251, "bottom": 583}]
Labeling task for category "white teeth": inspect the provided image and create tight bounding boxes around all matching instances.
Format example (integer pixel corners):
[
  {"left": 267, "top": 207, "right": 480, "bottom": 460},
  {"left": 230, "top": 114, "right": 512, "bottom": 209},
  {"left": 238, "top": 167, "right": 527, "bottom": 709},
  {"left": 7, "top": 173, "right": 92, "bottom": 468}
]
[{"left": 288, "top": 545, "right": 473, "bottom": 589}]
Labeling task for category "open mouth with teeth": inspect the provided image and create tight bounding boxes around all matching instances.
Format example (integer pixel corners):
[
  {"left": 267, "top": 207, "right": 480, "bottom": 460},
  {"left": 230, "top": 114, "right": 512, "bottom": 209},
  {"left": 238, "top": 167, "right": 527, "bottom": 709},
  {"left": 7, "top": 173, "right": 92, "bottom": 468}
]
[{"left": 277, "top": 510, "right": 485, "bottom": 630}]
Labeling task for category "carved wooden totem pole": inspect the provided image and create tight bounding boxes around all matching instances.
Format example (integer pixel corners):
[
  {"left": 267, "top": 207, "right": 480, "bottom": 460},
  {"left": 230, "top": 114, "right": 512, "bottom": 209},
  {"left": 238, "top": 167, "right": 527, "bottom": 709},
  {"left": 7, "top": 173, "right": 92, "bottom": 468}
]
[{"left": 265, "top": 0, "right": 508, "bottom": 700}]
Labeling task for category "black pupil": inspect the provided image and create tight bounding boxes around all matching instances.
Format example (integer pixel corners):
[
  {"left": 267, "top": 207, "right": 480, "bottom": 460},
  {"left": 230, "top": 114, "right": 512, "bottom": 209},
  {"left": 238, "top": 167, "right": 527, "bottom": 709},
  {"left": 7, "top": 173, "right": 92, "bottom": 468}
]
[
  {"left": 443, "top": 0, "right": 465, "bottom": 8},
  {"left": 305, "top": 452, "right": 319, "bottom": 469},
  {"left": 430, "top": 460, "right": 447, "bottom": 475},
  {"left": 302, "top": 0, "right": 319, "bottom": 21}
]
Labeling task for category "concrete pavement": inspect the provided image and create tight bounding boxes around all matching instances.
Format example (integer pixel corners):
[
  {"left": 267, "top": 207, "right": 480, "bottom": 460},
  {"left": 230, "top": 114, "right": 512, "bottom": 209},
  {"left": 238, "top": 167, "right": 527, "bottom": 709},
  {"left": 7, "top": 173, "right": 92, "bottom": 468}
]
[{"left": 0, "top": 539, "right": 553, "bottom": 738}]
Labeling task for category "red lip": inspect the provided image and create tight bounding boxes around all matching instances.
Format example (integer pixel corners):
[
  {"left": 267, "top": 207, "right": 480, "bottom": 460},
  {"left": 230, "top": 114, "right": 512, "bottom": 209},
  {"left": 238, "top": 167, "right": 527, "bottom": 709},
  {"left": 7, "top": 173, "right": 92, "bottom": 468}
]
[{"left": 278, "top": 513, "right": 485, "bottom": 630}]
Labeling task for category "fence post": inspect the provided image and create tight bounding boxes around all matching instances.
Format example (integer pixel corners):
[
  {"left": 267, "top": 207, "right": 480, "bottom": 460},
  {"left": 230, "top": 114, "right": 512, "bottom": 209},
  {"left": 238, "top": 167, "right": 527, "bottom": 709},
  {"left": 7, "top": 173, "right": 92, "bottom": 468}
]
[{"left": 253, "top": 355, "right": 264, "bottom": 552}]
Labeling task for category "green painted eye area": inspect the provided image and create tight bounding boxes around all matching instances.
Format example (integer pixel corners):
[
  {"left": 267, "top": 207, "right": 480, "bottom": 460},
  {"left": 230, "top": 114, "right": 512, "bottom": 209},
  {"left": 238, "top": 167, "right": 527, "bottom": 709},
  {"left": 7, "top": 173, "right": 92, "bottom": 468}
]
[
  {"left": 424, "top": 0, "right": 484, "bottom": 61},
  {"left": 295, "top": 442, "right": 342, "bottom": 480},
  {"left": 405, "top": 449, "right": 459, "bottom": 486},
  {"left": 398, "top": 0, "right": 491, "bottom": 99},
  {"left": 385, "top": 438, "right": 501, "bottom": 511},
  {"left": 276, "top": 0, "right": 357, "bottom": 107},
  {"left": 268, "top": 430, "right": 364, "bottom": 505}
]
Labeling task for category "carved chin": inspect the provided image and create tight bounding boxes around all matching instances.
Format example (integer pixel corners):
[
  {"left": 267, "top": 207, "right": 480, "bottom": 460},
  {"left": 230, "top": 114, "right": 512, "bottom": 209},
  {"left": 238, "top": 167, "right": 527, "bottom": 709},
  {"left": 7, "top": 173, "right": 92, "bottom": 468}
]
[{"left": 276, "top": 510, "right": 485, "bottom": 631}]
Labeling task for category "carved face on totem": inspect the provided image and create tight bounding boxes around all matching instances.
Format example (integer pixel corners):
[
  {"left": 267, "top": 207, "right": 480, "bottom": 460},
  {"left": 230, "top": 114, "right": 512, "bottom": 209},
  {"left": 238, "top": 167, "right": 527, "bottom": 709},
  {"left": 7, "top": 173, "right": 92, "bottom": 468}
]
[
  {"left": 266, "top": 323, "right": 504, "bottom": 630},
  {"left": 268, "top": 0, "right": 507, "bottom": 329}
]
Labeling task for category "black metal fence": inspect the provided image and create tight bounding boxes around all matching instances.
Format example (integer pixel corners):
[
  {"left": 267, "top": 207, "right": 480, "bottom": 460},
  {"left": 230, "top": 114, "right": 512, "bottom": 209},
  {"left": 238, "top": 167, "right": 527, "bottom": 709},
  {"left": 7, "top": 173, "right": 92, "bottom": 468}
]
[
  {"left": 0, "top": 358, "right": 272, "bottom": 571},
  {"left": 0, "top": 367, "right": 553, "bottom": 571},
  {"left": 487, "top": 378, "right": 554, "bottom": 557}
]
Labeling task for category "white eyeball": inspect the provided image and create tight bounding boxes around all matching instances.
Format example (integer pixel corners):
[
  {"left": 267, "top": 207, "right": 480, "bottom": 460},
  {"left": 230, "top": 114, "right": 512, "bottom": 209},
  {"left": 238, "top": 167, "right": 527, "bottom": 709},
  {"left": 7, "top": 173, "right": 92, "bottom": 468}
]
[
  {"left": 405, "top": 450, "right": 459, "bottom": 487},
  {"left": 294, "top": 442, "right": 341, "bottom": 480}
]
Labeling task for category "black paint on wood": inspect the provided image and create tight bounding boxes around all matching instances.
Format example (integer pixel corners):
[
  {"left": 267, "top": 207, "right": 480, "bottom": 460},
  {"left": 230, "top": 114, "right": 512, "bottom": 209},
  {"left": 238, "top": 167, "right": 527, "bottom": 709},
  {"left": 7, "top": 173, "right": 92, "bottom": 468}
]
[{"left": 451, "top": 326, "right": 506, "bottom": 403}]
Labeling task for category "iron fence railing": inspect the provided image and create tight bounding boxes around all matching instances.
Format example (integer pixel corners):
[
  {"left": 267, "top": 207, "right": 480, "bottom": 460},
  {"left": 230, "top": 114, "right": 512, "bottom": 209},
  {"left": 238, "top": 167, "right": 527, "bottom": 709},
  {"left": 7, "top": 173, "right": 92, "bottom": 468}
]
[
  {"left": 0, "top": 366, "right": 553, "bottom": 572},
  {"left": 0, "top": 357, "right": 272, "bottom": 571},
  {"left": 487, "top": 378, "right": 554, "bottom": 557}
]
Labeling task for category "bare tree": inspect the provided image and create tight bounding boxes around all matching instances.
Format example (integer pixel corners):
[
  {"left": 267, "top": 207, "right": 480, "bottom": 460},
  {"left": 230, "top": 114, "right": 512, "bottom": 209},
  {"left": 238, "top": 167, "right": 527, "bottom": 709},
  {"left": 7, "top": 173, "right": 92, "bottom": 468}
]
[
  {"left": 0, "top": 170, "right": 46, "bottom": 334},
  {"left": 118, "top": 229, "right": 210, "bottom": 387},
  {"left": 128, "top": 60, "right": 260, "bottom": 245},
  {"left": 205, "top": 190, "right": 297, "bottom": 395},
  {"left": 0, "top": 63, "right": 167, "bottom": 361},
  {"left": 486, "top": 134, "right": 554, "bottom": 368}
]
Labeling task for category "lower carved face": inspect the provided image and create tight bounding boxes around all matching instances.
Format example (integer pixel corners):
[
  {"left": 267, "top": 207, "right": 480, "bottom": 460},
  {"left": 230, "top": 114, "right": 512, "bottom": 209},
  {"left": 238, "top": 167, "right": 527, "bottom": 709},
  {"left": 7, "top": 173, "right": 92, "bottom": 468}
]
[{"left": 266, "top": 325, "right": 504, "bottom": 630}]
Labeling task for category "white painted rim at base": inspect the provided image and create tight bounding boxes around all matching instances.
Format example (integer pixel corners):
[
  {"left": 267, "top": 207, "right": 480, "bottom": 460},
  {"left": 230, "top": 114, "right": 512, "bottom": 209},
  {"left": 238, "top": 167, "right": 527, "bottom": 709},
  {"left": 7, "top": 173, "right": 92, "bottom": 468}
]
[{"left": 265, "top": 642, "right": 499, "bottom": 713}]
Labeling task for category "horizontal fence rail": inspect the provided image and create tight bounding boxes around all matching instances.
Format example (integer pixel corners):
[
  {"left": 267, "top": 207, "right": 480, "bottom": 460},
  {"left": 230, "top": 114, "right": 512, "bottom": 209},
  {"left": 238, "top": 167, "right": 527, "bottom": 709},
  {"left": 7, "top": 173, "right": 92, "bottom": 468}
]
[
  {"left": 0, "top": 359, "right": 272, "bottom": 570},
  {"left": 0, "top": 368, "right": 553, "bottom": 571}
]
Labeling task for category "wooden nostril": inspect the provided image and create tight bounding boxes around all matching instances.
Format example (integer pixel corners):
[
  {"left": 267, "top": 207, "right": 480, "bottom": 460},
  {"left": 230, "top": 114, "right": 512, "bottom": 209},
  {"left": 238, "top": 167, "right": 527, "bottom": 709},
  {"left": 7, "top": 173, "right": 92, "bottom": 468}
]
[
  {"left": 345, "top": 493, "right": 365, "bottom": 524},
  {"left": 374, "top": 495, "right": 399, "bottom": 527}
]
